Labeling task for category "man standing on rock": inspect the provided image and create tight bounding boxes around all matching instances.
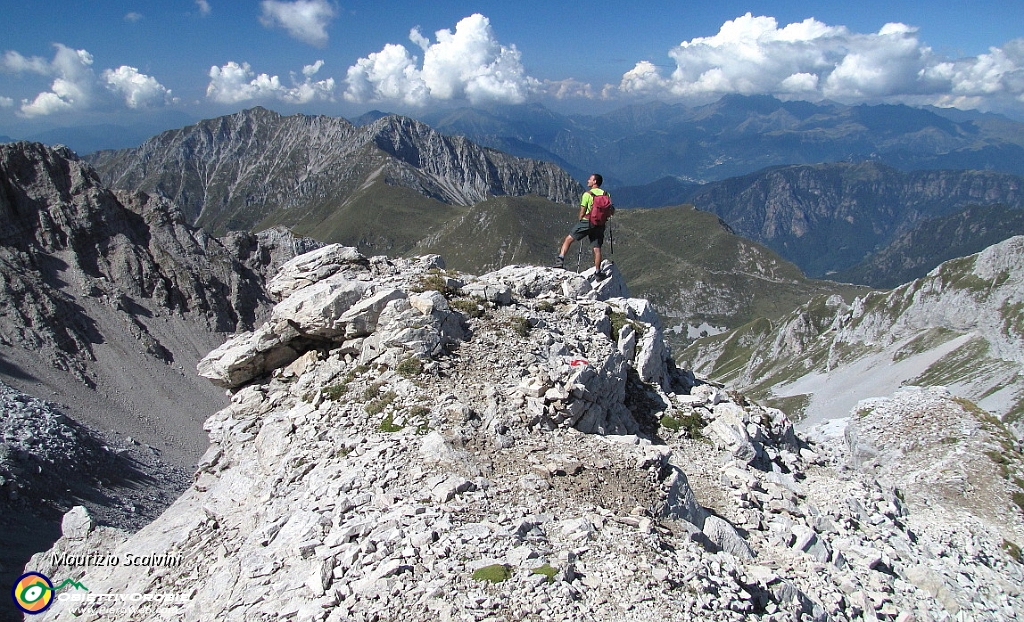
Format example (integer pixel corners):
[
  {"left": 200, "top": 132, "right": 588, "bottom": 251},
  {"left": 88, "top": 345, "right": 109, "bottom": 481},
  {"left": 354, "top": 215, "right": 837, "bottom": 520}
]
[{"left": 554, "top": 173, "right": 614, "bottom": 279}]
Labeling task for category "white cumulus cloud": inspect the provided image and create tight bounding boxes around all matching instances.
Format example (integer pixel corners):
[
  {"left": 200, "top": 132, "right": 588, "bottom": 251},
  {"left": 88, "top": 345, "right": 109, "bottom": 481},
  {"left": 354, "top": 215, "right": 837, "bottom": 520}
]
[
  {"left": 206, "top": 60, "right": 335, "bottom": 104},
  {"left": 8, "top": 44, "right": 97, "bottom": 117},
  {"left": 196, "top": 0, "right": 211, "bottom": 16},
  {"left": 1, "top": 43, "right": 173, "bottom": 117},
  {"left": 343, "top": 13, "right": 539, "bottom": 106},
  {"left": 2, "top": 50, "right": 52, "bottom": 74},
  {"left": 616, "top": 13, "right": 1024, "bottom": 114},
  {"left": 259, "top": 0, "right": 335, "bottom": 47},
  {"left": 103, "top": 66, "right": 175, "bottom": 108}
]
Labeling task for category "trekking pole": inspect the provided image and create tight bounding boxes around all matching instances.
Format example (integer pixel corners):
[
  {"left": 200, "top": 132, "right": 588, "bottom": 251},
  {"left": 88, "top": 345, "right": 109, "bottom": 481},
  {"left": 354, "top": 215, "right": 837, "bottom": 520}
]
[
  {"left": 575, "top": 240, "right": 583, "bottom": 273},
  {"left": 609, "top": 224, "right": 614, "bottom": 256}
]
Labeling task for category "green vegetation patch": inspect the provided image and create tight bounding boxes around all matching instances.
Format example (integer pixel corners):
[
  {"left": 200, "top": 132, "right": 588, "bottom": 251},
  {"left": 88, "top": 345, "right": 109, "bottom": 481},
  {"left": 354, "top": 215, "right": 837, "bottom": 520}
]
[
  {"left": 907, "top": 337, "right": 993, "bottom": 387},
  {"left": 450, "top": 297, "right": 485, "bottom": 319},
  {"left": 412, "top": 268, "right": 460, "bottom": 297},
  {"left": 608, "top": 311, "right": 644, "bottom": 341},
  {"left": 378, "top": 404, "right": 431, "bottom": 434},
  {"left": 802, "top": 294, "right": 843, "bottom": 334},
  {"left": 378, "top": 413, "right": 403, "bottom": 433},
  {"left": 660, "top": 410, "right": 705, "bottom": 438},
  {"left": 407, "top": 405, "right": 431, "bottom": 435},
  {"left": 321, "top": 383, "right": 349, "bottom": 401},
  {"left": 1001, "top": 301, "right": 1024, "bottom": 339},
  {"left": 764, "top": 394, "right": 812, "bottom": 423},
  {"left": 472, "top": 564, "right": 512, "bottom": 583},
  {"left": 511, "top": 315, "right": 531, "bottom": 338},
  {"left": 1006, "top": 398, "right": 1024, "bottom": 429},
  {"left": 396, "top": 357, "right": 424, "bottom": 378},
  {"left": 706, "top": 317, "right": 773, "bottom": 382},
  {"left": 531, "top": 563, "right": 558, "bottom": 582},
  {"left": 366, "top": 390, "right": 397, "bottom": 416},
  {"left": 1013, "top": 491, "right": 1024, "bottom": 515},
  {"left": 934, "top": 255, "right": 1010, "bottom": 295}
]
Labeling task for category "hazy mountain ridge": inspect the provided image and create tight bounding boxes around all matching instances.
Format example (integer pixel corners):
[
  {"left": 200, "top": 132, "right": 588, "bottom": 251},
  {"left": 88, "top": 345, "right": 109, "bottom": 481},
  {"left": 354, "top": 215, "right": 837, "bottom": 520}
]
[
  {"left": 85, "top": 107, "right": 582, "bottom": 236},
  {"left": 680, "top": 236, "right": 1024, "bottom": 436},
  {"left": 682, "top": 161, "right": 1024, "bottom": 278},
  {"left": 423, "top": 96, "right": 1024, "bottom": 185},
  {"left": 833, "top": 203, "right": 1024, "bottom": 287}
]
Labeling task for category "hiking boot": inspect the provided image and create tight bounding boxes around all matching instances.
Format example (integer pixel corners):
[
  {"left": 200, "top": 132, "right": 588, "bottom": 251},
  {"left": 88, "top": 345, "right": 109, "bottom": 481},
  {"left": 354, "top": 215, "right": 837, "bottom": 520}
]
[
  {"left": 594, "top": 270, "right": 608, "bottom": 281},
  {"left": 553, "top": 256, "right": 565, "bottom": 268}
]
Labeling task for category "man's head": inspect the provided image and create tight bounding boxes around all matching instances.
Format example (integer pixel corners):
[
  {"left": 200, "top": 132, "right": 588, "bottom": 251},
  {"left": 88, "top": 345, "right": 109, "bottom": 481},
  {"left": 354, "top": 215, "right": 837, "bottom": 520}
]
[{"left": 588, "top": 173, "right": 603, "bottom": 188}]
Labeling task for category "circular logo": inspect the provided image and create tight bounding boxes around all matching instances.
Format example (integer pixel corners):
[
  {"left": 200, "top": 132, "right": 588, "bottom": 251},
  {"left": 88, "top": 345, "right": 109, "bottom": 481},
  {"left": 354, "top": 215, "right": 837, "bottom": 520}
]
[{"left": 12, "top": 572, "right": 54, "bottom": 615}]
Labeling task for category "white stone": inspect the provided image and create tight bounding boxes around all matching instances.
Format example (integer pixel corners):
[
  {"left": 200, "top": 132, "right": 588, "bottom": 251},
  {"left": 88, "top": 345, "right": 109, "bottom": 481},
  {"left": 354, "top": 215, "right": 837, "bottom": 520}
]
[{"left": 61, "top": 505, "right": 93, "bottom": 540}]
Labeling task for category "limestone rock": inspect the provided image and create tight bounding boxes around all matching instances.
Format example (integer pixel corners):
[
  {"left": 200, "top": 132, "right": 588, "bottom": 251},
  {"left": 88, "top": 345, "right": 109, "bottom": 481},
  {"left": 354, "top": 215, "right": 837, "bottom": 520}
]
[
  {"left": 61, "top": 505, "right": 94, "bottom": 540},
  {"left": 267, "top": 244, "right": 368, "bottom": 300}
]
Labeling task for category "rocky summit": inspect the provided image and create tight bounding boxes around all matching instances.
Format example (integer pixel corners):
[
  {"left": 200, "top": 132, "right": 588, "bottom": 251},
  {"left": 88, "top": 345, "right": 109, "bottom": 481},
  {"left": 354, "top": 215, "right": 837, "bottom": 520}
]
[{"left": 28, "top": 246, "right": 1024, "bottom": 622}]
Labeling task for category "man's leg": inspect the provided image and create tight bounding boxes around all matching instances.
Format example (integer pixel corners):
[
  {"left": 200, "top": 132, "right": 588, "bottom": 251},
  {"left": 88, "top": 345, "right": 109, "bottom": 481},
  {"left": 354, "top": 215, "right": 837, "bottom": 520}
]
[
  {"left": 559, "top": 235, "right": 574, "bottom": 258},
  {"left": 555, "top": 235, "right": 574, "bottom": 267}
]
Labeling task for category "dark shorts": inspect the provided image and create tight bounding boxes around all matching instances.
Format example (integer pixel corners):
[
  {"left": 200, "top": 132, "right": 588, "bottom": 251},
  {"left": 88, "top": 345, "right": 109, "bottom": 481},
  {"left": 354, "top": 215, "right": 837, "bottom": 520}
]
[{"left": 569, "top": 221, "right": 605, "bottom": 248}]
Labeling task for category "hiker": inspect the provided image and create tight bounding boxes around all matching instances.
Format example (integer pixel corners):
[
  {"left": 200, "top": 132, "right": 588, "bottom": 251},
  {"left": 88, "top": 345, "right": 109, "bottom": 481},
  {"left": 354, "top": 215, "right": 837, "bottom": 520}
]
[{"left": 554, "top": 173, "right": 614, "bottom": 279}]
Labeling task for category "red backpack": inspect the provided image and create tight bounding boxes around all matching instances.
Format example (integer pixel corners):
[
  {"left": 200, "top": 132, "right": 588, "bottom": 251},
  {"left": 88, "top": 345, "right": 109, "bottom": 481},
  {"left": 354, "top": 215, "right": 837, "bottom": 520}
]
[{"left": 587, "top": 191, "right": 613, "bottom": 226}]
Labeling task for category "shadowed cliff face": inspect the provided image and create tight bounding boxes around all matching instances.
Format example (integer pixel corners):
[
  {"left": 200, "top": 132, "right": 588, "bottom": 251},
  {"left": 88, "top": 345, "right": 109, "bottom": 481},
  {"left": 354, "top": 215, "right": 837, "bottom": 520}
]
[
  {"left": 0, "top": 142, "right": 325, "bottom": 621},
  {"left": 0, "top": 142, "right": 320, "bottom": 465}
]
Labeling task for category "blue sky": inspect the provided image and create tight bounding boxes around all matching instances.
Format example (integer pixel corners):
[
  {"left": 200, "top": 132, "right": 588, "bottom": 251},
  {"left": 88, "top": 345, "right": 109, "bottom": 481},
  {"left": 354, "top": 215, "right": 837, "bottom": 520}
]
[{"left": 2, "top": 0, "right": 1023, "bottom": 137}]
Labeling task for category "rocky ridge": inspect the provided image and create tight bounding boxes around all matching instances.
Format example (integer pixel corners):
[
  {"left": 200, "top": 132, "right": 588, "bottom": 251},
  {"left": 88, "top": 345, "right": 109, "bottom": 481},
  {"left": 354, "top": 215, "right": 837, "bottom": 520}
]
[
  {"left": 682, "top": 236, "right": 1024, "bottom": 437},
  {"left": 28, "top": 245, "right": 1023, "bottom": 621},
  {"left": 85, "top": 107, "right": 582, "bottom": 236}
]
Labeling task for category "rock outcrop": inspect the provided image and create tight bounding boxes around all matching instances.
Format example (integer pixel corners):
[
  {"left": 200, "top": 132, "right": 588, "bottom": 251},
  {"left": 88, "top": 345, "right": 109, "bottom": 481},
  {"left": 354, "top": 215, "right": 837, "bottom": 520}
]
[{"left": 27, "top": 247, "right": 1023, "bottom": 622}]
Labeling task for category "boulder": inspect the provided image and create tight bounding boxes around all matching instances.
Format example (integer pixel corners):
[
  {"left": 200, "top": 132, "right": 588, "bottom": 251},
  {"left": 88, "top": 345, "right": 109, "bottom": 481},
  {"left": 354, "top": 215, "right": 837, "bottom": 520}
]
[{"left": 267, "top": 244, "right": 368, "bottom": 300}]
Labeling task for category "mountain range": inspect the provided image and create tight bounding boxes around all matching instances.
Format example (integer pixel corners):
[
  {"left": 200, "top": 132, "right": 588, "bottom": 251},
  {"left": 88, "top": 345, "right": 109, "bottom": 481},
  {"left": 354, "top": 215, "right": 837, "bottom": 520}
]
[
  {"left": 77, "top": 110, "right": 862, "bottom": 342},
  {"left": 420, "top": 95, "right": 1024, "bottom": 185},
  {"left": 678, "top": 162, "right": 1024, "bottom": 279},
  {"left": 85, "top": 107, "right": 581, "bottom": 238},
  {"left": 80, "top": 103, "right": 1024, "bottom": 289}
]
